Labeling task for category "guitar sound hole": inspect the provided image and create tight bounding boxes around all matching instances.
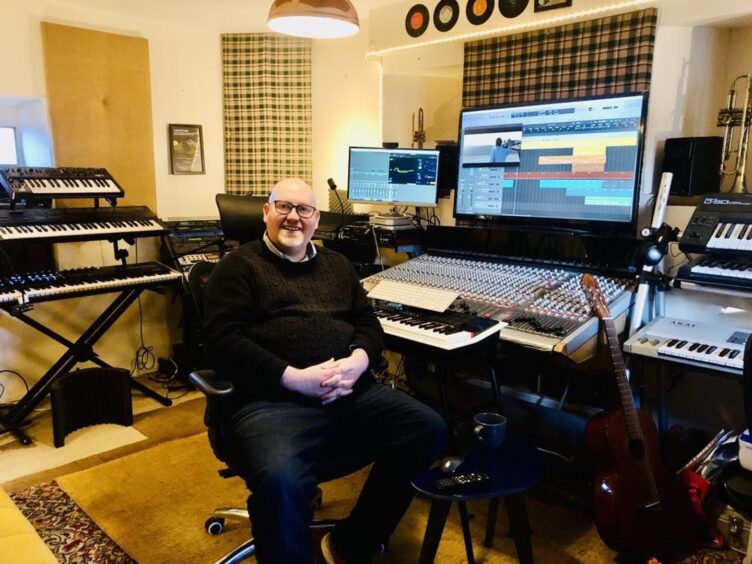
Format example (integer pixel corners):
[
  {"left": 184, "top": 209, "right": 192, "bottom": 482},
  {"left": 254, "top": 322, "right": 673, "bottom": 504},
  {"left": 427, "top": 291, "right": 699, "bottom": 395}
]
[{"left": 628, "top": 439, "right": 645, "bottom": 459}]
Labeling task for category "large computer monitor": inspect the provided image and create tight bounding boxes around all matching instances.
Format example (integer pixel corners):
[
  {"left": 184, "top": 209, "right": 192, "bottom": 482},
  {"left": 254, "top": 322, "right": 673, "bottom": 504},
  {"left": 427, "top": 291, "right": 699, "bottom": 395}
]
[
  {"left": 347, "top": 147, "right": 440, "bottom": 209},
  {"left": 454, "top": 93, "right": 648, "bottom": 234}
]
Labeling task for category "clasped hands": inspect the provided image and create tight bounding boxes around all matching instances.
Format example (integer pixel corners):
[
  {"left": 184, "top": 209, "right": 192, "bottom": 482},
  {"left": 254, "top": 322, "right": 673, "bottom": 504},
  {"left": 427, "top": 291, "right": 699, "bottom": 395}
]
[{"left": 281, "top": 348, "right": 370, "bottom": 405}]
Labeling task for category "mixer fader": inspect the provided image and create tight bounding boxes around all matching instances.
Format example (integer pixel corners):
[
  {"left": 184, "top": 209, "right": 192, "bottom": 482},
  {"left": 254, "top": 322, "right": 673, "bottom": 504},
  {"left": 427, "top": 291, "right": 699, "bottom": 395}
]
[{"left": 363, "top": 253, "right": 633, "bottom": 357}]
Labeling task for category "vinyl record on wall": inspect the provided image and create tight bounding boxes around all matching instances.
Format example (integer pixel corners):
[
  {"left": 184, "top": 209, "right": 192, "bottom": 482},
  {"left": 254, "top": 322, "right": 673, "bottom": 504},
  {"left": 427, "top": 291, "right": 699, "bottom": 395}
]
[
  {"left": 434, "top": 0, "right": 460, "bottom": 32},
  {"left": 405, "top": 4, "right": 430, "bottom": 37},
  {"left": 466, "top": 0, "right": 494, "bottom": 26},
  {"left": 499, "top": 0, "right": 529, "bottom": 18}
]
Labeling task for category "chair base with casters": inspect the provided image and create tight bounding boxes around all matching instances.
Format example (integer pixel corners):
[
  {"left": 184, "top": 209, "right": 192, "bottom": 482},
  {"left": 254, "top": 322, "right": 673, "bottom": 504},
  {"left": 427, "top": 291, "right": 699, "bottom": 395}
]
[{"left": 189, "top": 369, "right": 387, "bottom": 563}]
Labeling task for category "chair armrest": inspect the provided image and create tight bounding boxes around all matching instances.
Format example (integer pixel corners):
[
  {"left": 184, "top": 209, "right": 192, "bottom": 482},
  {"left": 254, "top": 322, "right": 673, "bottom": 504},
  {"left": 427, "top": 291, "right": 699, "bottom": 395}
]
[
  {"left": 189, "top": 369, "right": 235, "bottom": 397},
  {"left": 374, "top": 356, "right": 389, "bottom": 373}
]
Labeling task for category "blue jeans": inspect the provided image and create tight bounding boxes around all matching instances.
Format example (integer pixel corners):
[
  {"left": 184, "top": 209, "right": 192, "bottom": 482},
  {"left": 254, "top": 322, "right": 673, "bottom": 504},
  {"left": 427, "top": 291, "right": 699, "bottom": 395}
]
[{"left": 221, "top": 380, "right": 447, "bottom": 564}]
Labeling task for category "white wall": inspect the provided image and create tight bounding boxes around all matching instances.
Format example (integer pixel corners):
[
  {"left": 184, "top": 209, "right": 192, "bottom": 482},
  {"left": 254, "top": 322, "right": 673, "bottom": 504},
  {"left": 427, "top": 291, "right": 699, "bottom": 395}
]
[
  {"left": 311, "top": 30, "right": 380, "bottom": 208},
  {"left": 382, "top": 74, "right": 462, "bottom": 147}
]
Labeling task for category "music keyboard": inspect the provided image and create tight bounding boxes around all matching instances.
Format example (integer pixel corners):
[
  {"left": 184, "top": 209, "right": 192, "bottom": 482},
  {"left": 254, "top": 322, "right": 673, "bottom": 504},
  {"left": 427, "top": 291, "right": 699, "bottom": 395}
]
[
  {"left": 373, "top": 304, "right": 503, "bottom": 350},
  {"left": 707, "top": 222, "right": 752, "bottom": 251},
  {"left": 680, "top": 193, "right": 752, "bottom": 256},
  {"left": 0, "top": 206, "right": 165, "bottom": 243},
  {"left": 0, "top": 167, "right": 124, "bottom": 201},
  {"left": 676, "top": 257, "right": 752, "bottom": 291},
  {"left": 0, "top": 289, "right": 21, "bottom": 305},
  {"left": 0, "top": 262, "right": 182, "bottom": 304},
  {"left": 624, "top": 316, "right": 750, "bottom": 375}
]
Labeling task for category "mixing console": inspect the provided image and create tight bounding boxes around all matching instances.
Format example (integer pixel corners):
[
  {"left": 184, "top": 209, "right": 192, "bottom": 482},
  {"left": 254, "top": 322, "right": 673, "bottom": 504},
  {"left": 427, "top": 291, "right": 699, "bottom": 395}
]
[{"left": 363, "top": 253, "right": 633, "bottom": 356}]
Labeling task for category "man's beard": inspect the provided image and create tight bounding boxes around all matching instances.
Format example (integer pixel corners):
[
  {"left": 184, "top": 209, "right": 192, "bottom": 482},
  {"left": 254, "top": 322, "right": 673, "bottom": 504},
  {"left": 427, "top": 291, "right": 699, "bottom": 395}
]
[{"left": 278, "top": 225, "right": 305, "bottom": 249}]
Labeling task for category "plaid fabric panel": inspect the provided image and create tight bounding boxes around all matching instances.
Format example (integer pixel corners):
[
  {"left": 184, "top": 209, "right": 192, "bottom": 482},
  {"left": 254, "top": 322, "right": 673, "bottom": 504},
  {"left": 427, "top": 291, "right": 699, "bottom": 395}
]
[
  {"left": 222, "top": 34, "right": 312, "bottom": 196},
  {"left": 463, "top": 8, "right": 657, "bottom": 108}
]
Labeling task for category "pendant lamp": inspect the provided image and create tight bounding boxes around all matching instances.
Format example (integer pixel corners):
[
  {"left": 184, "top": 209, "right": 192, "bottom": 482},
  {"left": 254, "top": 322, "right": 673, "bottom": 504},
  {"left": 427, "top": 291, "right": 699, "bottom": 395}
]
[{"left": 267, "top": 0, "right": 360, "bottom": 38}]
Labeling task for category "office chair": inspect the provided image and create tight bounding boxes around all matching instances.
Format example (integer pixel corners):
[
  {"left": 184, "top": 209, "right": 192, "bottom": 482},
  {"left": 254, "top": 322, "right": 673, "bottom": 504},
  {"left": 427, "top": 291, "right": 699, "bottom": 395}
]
[
  {"left": 215, "top": 193, "right": 267, "bottom": 245},
  {"left": 190, "top": 366, "right": 379, "bottom": 563}
]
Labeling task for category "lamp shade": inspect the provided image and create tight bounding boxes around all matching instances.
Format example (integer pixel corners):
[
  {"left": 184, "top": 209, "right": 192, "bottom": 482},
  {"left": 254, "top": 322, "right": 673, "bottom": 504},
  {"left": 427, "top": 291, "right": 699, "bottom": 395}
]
[{"left": 268, "top": 0, "right": 360, "bottom": 39}]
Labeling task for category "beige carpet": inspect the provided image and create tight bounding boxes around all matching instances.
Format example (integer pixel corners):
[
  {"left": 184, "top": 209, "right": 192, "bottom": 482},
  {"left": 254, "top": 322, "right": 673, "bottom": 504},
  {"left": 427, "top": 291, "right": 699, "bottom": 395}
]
[
  {"left": 0, "top": 377, "right": 201, "bottom": 486},
  {"left": 56, "top": 433, "right": 615, "bottom": 563},
  {"left": 0, "top": 420, "right": 147, "bottom": 483}
]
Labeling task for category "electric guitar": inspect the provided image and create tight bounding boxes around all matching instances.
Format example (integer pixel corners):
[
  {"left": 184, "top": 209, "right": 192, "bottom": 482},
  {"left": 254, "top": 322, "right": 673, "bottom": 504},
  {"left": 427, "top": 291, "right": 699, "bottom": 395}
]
[{"left": 581, "top": 274, "right": 696, "bottom": 557}]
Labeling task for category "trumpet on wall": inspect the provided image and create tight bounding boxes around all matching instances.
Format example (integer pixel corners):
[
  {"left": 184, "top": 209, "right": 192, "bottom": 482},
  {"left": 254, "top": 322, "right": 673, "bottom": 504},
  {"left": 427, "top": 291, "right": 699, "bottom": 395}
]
[{"left": 718, "top": 73, "right": 752, "bottom": 193}]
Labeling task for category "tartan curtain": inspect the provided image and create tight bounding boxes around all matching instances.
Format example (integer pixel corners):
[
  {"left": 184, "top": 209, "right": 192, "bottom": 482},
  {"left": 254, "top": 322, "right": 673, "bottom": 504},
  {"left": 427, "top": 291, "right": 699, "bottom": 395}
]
[
  {"left": 463, "top": 8, "right": 657, "bottom": 108},
  {"left": 222, "top": 34, "right": 312, "bottom": 196}
]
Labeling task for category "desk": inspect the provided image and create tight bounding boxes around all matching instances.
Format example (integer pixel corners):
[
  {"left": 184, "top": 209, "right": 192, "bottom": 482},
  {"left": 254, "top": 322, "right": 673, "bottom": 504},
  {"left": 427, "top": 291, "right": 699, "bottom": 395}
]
[{"left": 411, "top": 433, "right": 543, "bottom": 563}]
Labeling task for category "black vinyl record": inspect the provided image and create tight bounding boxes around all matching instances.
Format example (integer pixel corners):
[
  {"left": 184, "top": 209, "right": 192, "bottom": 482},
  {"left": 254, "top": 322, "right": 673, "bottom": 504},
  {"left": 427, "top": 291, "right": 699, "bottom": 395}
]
[
  {"left": 499, "top": 0, "right": 529, "bottom": 18},
  {"left": 466, "top": 0, "right": 494, "bottom": 26},
  {"left": 405, "top": 4, "right": 430, "bottom": 38},
  {"left": 434, "top": 0, "right": 460, "bottom": 32}
]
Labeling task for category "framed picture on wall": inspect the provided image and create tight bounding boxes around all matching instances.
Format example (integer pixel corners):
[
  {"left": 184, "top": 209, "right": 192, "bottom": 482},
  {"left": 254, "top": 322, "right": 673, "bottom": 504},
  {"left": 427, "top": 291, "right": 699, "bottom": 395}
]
[
  {"left": 534, "top": 0, "right": 572, "bottom": 12},
  {"left": 169, "top": 124, "right": 205, "bottom": 174}
]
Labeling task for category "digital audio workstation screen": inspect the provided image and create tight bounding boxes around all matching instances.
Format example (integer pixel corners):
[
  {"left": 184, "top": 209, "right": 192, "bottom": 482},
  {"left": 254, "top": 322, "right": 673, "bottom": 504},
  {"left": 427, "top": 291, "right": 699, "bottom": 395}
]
[
  {"left": 347, "top": 147, "right": 440, "bottom": 207},
  {"left": 455, "top": 94, "right": 646, "bottom": 223}
]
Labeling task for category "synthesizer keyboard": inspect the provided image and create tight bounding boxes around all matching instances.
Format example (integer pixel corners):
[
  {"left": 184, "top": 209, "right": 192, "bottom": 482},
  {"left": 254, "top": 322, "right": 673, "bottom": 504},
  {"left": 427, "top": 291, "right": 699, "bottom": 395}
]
[
  {"left": 624, "top": 316, "right": 750, "bottom": 375},
  {"left": 0, "top": 206, "right": 165, "bottom": 243},
  {"left": 675, "top": 257, "right": 752, "bottom": 291},
  {"left": 362, "top": 253, "right": 633, "bottom": 356},
  {"left": 0, "top": 289, "right": 21, "bottom": 305},
  {"left": 680, "top": 193, "right": 752, "bottom": 256},
  {"left": 0, "top": 262, "right": 182, "bottom": 304},
  {"left": 0, "top": 167, "right": 125, "bottom": 202},
  {"left": 373, "top": 304, "right": 503, "bottom": 350}
]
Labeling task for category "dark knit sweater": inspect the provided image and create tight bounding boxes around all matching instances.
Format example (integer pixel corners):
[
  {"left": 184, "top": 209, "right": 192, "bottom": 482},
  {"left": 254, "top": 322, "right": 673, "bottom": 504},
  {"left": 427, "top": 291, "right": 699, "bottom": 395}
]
[{"left": 202, "top": 240, "right": 384, "bottom": 401}]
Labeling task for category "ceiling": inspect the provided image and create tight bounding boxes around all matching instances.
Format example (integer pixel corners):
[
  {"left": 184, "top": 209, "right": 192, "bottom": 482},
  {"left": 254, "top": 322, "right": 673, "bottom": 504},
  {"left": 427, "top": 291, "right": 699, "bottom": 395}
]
[
  {"left": 54, "top": 0, "right": 752, "bottom": 33},
  {"left": 59, "top": 0, "right": 404, "bottom": 33}
]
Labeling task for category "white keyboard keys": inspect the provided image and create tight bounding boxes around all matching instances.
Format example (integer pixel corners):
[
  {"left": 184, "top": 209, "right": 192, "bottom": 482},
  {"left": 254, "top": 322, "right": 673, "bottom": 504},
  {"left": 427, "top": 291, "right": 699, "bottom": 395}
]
[{"left": 367, "top": 280, "right": 459, "bottom": 313}]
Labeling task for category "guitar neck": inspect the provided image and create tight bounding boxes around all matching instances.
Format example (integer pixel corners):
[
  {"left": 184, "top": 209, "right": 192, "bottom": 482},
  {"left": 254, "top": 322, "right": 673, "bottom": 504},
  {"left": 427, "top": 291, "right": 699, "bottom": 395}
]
[{"left": 603, "top": 317, "right": 641, "bottom": 439}]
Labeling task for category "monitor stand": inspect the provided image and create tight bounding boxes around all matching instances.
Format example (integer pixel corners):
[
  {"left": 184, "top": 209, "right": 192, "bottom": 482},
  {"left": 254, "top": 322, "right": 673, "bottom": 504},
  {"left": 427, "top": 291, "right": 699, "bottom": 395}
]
[{"left": 369, "top": 210, "right": 414, "bottom": 228}]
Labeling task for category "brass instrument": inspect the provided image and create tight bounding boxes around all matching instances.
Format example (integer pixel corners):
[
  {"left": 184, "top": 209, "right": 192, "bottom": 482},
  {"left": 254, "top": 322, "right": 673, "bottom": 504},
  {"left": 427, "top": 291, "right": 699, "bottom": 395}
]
[
  {"left": 412, "top": 107, "right": 425, "bottom": 149},
  {"left": 718, "top": 73, "right": 752, "bottom": 193}
]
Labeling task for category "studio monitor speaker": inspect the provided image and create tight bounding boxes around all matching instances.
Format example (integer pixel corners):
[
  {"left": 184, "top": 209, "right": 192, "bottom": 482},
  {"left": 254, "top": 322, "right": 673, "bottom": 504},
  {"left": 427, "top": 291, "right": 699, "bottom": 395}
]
[
  {"left": 662, "top": 136, "right": 723, "bottom": 196},
  {"left": 436, "top": 142, "right": 459, "bottom": 196}
]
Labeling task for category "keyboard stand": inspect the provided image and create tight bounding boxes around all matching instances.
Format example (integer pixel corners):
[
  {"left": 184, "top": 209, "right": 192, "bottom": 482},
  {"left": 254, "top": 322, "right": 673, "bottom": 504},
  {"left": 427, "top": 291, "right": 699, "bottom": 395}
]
[
  {"left": 0, "top": 288, "right": 172, "bottom": 446},
  {"left": 384, "top": 331, "right": 503, "bottom": 437}
]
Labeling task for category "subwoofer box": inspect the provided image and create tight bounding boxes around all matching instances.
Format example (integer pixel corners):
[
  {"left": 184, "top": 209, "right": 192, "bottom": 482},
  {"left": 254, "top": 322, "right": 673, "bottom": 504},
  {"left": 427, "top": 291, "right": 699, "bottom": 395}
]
[{"left": 662, "top": 136, "right": 723, "bottom": 196}]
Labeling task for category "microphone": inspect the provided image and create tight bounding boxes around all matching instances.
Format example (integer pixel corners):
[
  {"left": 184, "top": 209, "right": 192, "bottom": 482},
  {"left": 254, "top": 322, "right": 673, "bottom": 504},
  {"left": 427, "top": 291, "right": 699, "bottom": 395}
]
[{"left": 327, "top": 178, "right": 345, "bottom": 229}]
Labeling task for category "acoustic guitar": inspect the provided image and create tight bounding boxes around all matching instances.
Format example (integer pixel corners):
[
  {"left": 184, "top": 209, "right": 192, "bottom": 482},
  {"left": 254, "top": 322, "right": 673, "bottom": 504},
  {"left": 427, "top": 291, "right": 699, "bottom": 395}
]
[{"left": 581, "top": 274, "right": 696, "bottom": 557}]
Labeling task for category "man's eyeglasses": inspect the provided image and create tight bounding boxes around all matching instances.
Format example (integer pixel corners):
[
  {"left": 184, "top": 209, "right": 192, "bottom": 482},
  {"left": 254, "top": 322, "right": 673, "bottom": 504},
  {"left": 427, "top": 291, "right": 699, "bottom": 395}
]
[{"left": 272, "top": 201, "right": 317, "bottom": 219}]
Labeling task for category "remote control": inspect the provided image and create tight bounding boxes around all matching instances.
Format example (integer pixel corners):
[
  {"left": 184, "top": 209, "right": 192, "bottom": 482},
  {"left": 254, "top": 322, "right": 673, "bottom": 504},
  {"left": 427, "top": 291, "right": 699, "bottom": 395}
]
[{"left": 433, "top": 472, "right": 490, "bottom": 493}]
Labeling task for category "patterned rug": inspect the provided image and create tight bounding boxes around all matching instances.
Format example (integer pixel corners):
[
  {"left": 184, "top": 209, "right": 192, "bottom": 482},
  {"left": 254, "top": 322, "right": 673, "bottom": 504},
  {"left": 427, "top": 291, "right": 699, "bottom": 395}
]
[{"left": 10, "top": 481, "right": 134, "bottom": 563}]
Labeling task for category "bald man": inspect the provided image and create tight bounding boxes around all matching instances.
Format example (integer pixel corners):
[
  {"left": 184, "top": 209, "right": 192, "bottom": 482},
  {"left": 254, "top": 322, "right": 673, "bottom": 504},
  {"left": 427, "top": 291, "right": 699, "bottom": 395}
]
[{"left": 203, "top": 179, "right": 447, "bottom": 564}]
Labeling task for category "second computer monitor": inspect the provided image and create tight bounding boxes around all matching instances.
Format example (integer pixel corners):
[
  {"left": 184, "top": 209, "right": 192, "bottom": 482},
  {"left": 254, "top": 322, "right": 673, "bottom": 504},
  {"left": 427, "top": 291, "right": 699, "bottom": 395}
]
[{"left": 347, "top": 147, "right": 440, "bottom": 208}]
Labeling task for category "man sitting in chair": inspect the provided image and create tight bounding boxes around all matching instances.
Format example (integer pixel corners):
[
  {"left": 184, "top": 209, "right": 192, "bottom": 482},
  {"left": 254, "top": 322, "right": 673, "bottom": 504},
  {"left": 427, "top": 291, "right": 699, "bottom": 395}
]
[{"left": 203, "top": 178, "right": 447, "bottom": 563}]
